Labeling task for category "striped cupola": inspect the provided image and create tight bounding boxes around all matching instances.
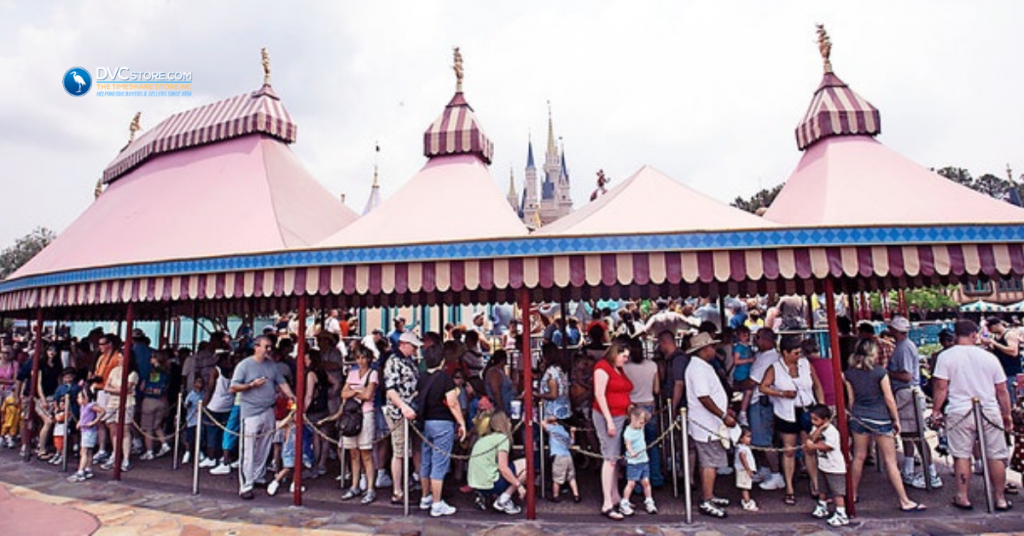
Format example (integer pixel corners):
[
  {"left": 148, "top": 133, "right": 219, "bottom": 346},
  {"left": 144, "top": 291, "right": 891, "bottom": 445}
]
[
  {"left": 422, "top": 47, "right": 494, "bottom": 164},
  {"left": 794, "top": 25, "right": 881, "bottom": 151}
]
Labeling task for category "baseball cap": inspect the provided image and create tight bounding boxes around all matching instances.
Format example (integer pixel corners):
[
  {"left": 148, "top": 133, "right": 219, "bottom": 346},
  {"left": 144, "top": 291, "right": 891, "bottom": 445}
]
[
  {"left": 399, "top": 331, "right": 422, "bottom": 347},
  {"left": 888, "top": 316, "right": 911, "bottom": 333}
]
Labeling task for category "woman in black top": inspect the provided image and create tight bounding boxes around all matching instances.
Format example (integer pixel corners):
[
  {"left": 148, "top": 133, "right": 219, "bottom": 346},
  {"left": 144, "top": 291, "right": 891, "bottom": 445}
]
[{"left": 413, "top": 343, "right": 466, "bottom": 517}]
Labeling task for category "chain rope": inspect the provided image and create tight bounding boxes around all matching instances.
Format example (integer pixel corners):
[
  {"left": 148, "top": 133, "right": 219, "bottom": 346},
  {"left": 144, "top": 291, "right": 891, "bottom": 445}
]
[
  {"left": 410, "top": 417, "right": 526, "bottom": 461},
  {"left": 199, "top": 405, "right": 293, "bottom": 439}
]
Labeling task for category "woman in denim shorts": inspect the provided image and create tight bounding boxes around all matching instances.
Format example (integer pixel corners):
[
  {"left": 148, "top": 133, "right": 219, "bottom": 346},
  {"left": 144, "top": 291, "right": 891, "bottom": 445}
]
[{"left": 844, "top": 338, "right": 923, "bottom": 510}]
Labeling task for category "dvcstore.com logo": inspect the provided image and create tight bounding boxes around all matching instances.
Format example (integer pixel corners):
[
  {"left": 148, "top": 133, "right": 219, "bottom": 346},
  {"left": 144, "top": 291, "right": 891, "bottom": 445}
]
[{"left": 63, "top": 67, "right": 92, "bottom": 96}]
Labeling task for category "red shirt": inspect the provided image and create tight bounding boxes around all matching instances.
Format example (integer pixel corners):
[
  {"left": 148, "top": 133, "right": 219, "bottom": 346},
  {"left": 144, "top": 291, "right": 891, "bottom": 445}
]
[{"left": 592, "top": 359, "right": 633, "bottom": 416}]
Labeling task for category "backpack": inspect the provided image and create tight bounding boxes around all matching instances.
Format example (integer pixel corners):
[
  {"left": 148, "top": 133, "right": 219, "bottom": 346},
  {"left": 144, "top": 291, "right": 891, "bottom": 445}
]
[
  {"left": 338, "top": 397, "right": 363, "bottom": 437},
  {"left": 307, "top": 370, "right": 329, "bottom": 415}
]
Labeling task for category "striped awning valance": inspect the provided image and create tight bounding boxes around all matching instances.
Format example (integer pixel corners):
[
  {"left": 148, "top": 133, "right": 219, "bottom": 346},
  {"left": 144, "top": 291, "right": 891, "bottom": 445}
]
[{"left": 4, "top": 242, "right": 1022, "bottom": 313}]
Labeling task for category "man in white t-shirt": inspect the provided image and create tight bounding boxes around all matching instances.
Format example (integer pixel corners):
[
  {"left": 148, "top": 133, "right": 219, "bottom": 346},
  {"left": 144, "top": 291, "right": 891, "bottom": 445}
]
[
  {"left": 686, "top": 332, "right": 733, "bottom": 518},
  {"left": 748, "top": 329, "right": 784, "bottom": 490},
  {"left": 644, "top": 299, "right": 693, "bottom": 338},
  {"left": 932, "top": 320, "right": 1014, "bottom": 511}
]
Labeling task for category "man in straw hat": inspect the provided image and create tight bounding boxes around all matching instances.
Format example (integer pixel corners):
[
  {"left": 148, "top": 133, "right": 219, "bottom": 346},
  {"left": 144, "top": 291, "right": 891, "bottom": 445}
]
[{"left": 686, "top": 332, "right": 734, "bottom": 518}]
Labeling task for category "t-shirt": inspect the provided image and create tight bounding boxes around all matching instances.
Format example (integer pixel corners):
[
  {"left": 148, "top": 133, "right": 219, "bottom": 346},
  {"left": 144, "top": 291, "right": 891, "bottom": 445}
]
[
  {"left": 887, "top": 338, "right": 920, "bottom": 391},
  {"left": 668, "top": 349, "right": 690, "bottom": 407},
  {"left": 540, "top": 365, "right": 570, "bottom": 420},
  {"left": 383, "top": 354, "right": 418, "bottom": 421},
  {"left": 933, "top": 344, "right": 1007, "bottom": 415},
  {"left": 547, "top": 424, "right": 571, "bottom": 457},
  {"left": 80, "top": 402, "right": 99, "bottom": 431},
  {"left": 623, "top": 359, "right": 658, "bottom": 405},
  {"left": 645, "top": 311, "right": 690, "bottom": 338},
  {"left": 231, "top": 357, "right": 287, "bottom": 419},
  {"left": 623, "top": 425, "right": 648, "bottom": 465},
  {"left": 844, "top": 366, "right": 890, "bottom": 422},
  {"left": 816, "top": 424, "right": 845, "bottom": 474},
  {"left": 468, "top": 433, "right": 510, "bottom": 490},
  {"left": 992, "top": 333, "right": 1022, "bottom": 376},
  {"left": 185, "top": 389, "right": 203, "bottom": 426},
  {"left": 592, "top": 359, "right": 633, "bottom": 416},
  {"left": 734, "top": 444, "right": 757, "bottom": 473},
  {"left": 345, "top": 368, "right": 378, "bottom": 413},
  {"left": 417, "top": 370, "right": 457, "bottom": 422},
  {"left": 749, "top": 349, "right": 780, "bottom": 404},
  {"left": 686, "top": 357, "right": 727, "bottom": 443}
]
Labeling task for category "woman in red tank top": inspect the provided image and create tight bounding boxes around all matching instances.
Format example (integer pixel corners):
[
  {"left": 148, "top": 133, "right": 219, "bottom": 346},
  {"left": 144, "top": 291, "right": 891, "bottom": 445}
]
[{"left": 592, "top": 336, "right": 634, "bottom": 520}]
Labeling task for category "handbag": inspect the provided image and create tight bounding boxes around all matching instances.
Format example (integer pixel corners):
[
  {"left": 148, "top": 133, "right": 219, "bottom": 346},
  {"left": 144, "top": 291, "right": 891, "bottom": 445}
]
[{"left": 339, "top": 370, "right": 370, "bottom": 437}]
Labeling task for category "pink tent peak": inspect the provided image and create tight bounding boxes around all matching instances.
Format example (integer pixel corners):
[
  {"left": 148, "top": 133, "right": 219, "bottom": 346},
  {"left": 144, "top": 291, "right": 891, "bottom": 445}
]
[
  {"left": 536, "top": 165, "right": 774, "bottom": 236},
  {"left": 318, "top": 153, "right": 528, "bottom": 248},
  {"left": 13, "top": 134, "right": 357, "bottom": 279},
  {"left": 764, "top": 135, "right": 1024, "bottom": 226}
]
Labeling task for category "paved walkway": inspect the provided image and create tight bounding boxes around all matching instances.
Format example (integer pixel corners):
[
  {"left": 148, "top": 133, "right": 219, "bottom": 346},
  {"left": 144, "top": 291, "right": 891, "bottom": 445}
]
[{"left": 3, "top": 449, "right": 1024, "bottom": 535}]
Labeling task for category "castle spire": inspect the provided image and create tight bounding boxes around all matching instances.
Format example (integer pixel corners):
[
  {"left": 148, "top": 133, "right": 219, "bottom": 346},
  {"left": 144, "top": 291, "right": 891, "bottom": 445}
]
[
  {"left": 526, "top": 133, "right": 535, "bottom": 168},
  {"left": 546, "top": 101, "right": 557, "bottom": 158}
]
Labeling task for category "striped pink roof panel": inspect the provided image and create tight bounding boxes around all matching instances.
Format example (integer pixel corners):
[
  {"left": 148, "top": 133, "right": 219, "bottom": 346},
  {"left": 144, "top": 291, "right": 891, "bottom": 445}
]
[
  {"left": 102, "top": 85, "right": 298, "bottom": 183},
  {"left": 795, "top": 72, "right": 880, "bottom": 151},
  {"left": 423, "top": 92, "right": 494, "bottom": 164}
]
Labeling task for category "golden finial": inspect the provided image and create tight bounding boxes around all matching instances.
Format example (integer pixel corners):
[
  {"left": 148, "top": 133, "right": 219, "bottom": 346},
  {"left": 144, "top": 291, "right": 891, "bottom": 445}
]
[
  {"left": 261, "top": 46, "right": 271, "bottom": 86},
  {"left": 816, "top": 24, "right": 833, "bottom": 73},
  {"left": 372, "top": 141, "right": 380, "bottom": 187},
  {"left": 453, "top": 47, "right": 464, "bottom": 92},
  {"left": 128, "top": 111, "right": 141, "bottom": 142}
]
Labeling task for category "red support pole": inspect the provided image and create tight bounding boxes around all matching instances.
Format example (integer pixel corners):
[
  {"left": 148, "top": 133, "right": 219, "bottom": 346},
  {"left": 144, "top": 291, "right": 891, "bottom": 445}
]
[
  {"left": 23, "top": 307, "right": 44, "bottom": 457},
  {"left": 113, "top": 302, "right": 135, "bottom": 481},
  {"left": 898, "top": 288, "right": 909, "bottom": 318},
  {"left": 824, "top": 280, "right": 854, "bottom": 516},
  {"left": 293, "top": 295, "right": 308, "bottom": 507},
  {"left": 519, "top": 289, "right": 536, "bottom": 520}
]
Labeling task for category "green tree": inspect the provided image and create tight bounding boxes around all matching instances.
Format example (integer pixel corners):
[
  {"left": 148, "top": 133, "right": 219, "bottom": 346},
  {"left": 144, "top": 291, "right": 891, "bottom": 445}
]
[
  {"left": 867, "top": 287, "right": 957, "bottom": 312},
  {"left": 0, "top": 227, "right": 56, "bottom": 280},
  {"left": 932, "top": 166, "right": 973, "bottom": 187},
  {"left": 974, "top": 173, "right": 1011, "bottom": 198},
  {"left": 731, "top": 183, "right": 784, "bottom": 213}
]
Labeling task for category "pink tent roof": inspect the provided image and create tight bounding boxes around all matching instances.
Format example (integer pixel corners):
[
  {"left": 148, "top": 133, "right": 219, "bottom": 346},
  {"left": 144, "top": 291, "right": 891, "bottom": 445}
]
[
  {"left": 319, "top": 89, "right": 526, "bottom": 248},
  {"left": 536, "top": 165, "right": 774, "bottom": 236},
  {"left": 13, "top": 88, "right": 356, "bottom": 280},
  {"left": 767, "top": 63, "right": 1024, "bottom": 227}
]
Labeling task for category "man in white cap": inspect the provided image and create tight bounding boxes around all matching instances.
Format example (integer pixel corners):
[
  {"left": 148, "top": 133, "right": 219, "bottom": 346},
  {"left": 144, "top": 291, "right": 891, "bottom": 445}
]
[
  {"left": 383, "top": 330, "right": 422, "bottom": 503},
  {"left": 469, "top": 310, "right": 492, "bottom": 353},
  {"left": 686, "top": 332, "right": 734, "bottom": 518},
  {"left": 887, "top": 315, "right": 940, "bottom": 489}
]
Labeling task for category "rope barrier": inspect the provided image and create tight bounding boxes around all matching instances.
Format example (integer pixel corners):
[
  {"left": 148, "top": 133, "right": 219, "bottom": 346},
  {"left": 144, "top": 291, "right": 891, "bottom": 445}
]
[
  {"left": 130, "top": 418, "right": 190, "bottom": 443},
  {"left": 409, "top": 417, "right": 526, "bottom": 461},
  {"left": 567, "top": 415, "right": 681, "bottom": 462},
  {"left": 200, "top": 405, "right": 292, "bottom": 439},
  {"left": 304, "top": 412, "right": 396, "bottom": 449}
]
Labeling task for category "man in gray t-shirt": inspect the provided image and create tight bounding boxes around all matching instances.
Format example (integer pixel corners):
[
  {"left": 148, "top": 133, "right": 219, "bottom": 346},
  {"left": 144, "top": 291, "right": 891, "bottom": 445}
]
[{"left": 230, "top": 336, "right": 295, "bottom": 498}]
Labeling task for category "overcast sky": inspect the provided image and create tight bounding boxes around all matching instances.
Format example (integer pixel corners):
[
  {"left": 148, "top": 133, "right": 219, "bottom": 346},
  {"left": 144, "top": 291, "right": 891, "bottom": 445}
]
[{"left": 1, "top": 1, "right": 1022, "bottom": 249}]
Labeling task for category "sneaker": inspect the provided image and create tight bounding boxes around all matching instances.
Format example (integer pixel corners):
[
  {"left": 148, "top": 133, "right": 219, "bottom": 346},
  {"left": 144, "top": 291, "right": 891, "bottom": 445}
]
[
  {"left": 317, "top": 466, "right": 327, "bottom": 476},
  {"left": 360, "top": 490, "right": 377, "bottom": 505},
  {"left": 209, "top": 463, "right": 231, "bottom": 475},
  {"left": 618, "top": 499, "right": 635, "bottom": 516},
  {"left": 737, "top": 412, "right": 749, "bottom": 428},
  {"left": 709, "top": 496, "right": 730, "bottom": 507},
  {"left": 493, "top": 498, "right": 521, "bottom": 515},
  {"left": 698, "top": 500, "right": 727, "bottom": 518},
  {"left": 289, "top": 482, "right": 306, "bottom": 493},
  {"left": 341, "top": 487, "right": 362, "bottom": 501},
  {"left": 741, "top": 498, "right": 759, "bottom": 512},
  {"left": 156, "top": 443, "right": 171, "bottom": 458},
  {"left": 83, "top": 469, "right": 95, "bottom": 479},
  {"left": 139, "top": 451, "right": 155, "bottom": 461},
  {"left": 120, "top": 461, "right": 132, "bottom": 472},
  {"left": 182, "top": 452, "right": 192, "bottom": 465},
  {"left": 100, "top": 460, "right": 114, "bottom": 471},
  {"left": 904, "top": 471, "right": 927, "bottom": 490},
  {"left": 419, "top": 494, "right": 434, "bottom": 510},
  {"left": 67, "top": 471, "right": 86, "bottom": 483},
  {"left": 759, "top": 473, "right": 785, "bottom": 491},
  {"left": 49, "top": 455, "right": 63, "bottom": 466},
  {"left": 230, "top": 460, "right": 240, "bottom": 469},
  {"left": 240, "top": 490, "right": 255, "bottom": 500},
  {"left": 430, "top": 500, "right": 457, "bottom": 517},
  {"left": 826, "top": 511, "right": 849, "bottom": 527},
  {"left": 644, "top": 497, "right": 658, "bottom": 514},
  {"left": 473, "top": 494, "right": 488, "bottom": 511},
  {"left": 754, "top": 466, "right": 770, "bottom": 483},
  {"left": 929, "top": 468, "right": 943, "bottom": 489},
  {"left": 93, "top": 450, "right": 109, "bottom": 463},
  {"left": 267, "top": 480, "right": 280, "bottom": 496},
  {"left": 812, "top": 502, "right": 829, "bottom": 519},
  {"left": 375, "top": 472, "right": 393, "bottom": 489},
  {"left": 199, "top": 457, "right": 217, "bottom": 468}
]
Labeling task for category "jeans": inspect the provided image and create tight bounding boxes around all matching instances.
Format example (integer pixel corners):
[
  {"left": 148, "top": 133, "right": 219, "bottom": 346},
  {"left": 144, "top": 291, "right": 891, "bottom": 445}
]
[
  {"left": 640, "top": 404, "right": 664, "bottom": 487},
  {"left": 421, "top": 420, "right": 455, "bottom": 481},
  {"left": 203, "top": 409, "right": 230, "bottom": 458}
]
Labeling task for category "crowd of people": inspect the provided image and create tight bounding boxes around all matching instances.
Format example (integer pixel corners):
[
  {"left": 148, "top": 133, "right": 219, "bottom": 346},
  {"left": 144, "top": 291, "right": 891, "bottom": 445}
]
[{"left": 1, "top": 296, "right": 1021, "bottom": 524}]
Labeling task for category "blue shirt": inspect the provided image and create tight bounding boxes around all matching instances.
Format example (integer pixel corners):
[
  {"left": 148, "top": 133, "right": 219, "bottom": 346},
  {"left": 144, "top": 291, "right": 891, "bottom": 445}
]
[
  {"left": 623, "top": 425, "right": 648, "bottom": 464},
  {"left": 547, "top": 423, "right": 572, "bottom": 457},
  {"left": 185, "top": 389, "right": 203, "bottom": 426}
]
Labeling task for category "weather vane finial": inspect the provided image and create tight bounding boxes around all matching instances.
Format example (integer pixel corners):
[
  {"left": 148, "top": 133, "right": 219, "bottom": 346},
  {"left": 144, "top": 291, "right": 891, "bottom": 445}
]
[
  {"left": 261, "top": 46, "right": 271, "bottom": 85},
  {"left": 128, "top": 111, "right": 141, "bottom": 142},
  {"left": 453, "top": 46, "right": 464, "bottom": 92},
  {"left": 816, "top": 23, "right": 833, "bottom": 74}
]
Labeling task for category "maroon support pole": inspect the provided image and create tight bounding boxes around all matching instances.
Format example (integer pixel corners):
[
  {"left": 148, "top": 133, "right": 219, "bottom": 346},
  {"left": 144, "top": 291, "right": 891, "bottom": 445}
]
[
  {"left": 113, "top": 302, "right": 135, "bottom": 481},
  {"left": 897, "top": 288, "right": 909, "bottom": 318},
  {"left": 824, "top": 280, "right": 854, "bottom": 516},
  {"left": 23, "top": 308, "right": 43, "bottom": 457},
  {"left": 293, "top": 295, "right": 308, "bottom": 506},
  {"left": 519, "top": 290, "right": 536, "bottom": 520}
]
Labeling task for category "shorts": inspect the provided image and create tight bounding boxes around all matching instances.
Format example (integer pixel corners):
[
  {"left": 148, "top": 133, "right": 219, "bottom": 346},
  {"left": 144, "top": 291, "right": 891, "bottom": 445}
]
[
  {"left": 140, "top": 397, "right": 168, "bottom": 433},
  {"left": 626, "top": 462, "right": 650, "bottom": 482},
  {"left": 947, "top": 410, "right": 1009, "bottom": 460},
  {"left": 849, "top": 416, "right": 894, "bottom": 436},
  {"left": 103, "top": 403, "right": 134, "bottom": 425},
  {"left": 551, "top": 455, "right": 575, "bottom": 484},
  {"left": 81, "top": 428, "right": 98, "bottom": 449},
  {"left": 222, "top": 406, "right": 241, "bottom": 452},
  {"left": 592, "top": 411, "right": 626, "bottom": 461},
  {"left": 342, "top": 412, "right": 375, "bottom": 450},
  {"left": 735, "top": 467, "right": 752, "bottom": 490},
  {"left": 695, "top": 439, "right": 728, "bottom": 469},
  {"left": 385, "top": 411, "right": 410, "bottom": 455},
  {"left": 748, "top": 400, "right": 775, "bottom": 448},
  {"left": 775, "top": 408, "right": 811, "bottom": 435},
  {"left": 420, "top": 420, "right": 455, "bottom": 481},
  {"left": 894, "top": 389, "right": 920, "bottom": 436},
  {"left": 733, "top": 364, "right": 751, "bottom": 383},
  {"left": 374, "top": 407, "right": 389, "bottom": 440},
  {"left": 818, "top": 471, "right": 847, "bottom": 497}
]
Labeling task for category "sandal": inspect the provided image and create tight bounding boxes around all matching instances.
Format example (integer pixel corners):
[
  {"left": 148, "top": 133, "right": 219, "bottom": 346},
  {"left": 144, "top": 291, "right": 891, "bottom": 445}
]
[
  {"left": 601, "top": 508, "right": 624, "bottom": 521},
  {"left": 995, "top": 500, "right": 1013, "bottom": 512},
  {"left": 698, "top": 500, "right": 727, "bottom": 518},
  {"left": 390, "top": 493, "right": 404, "bottom": 505},
  {"left": 899, "top": 502, "right": 927, "bottom": 512},
  {"left": 951, "top": 498, "right": 973, "bottom": 511},
  {"left": 783, "top": 493, "right": 796, "bottom": 506}
]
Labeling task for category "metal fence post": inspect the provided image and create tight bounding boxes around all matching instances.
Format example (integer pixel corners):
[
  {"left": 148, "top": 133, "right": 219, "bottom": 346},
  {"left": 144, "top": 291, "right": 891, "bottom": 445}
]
[
  {"left": 538, "top": 400, "right": 546, "bottom": 499},
  {"left": 680, "top": 407, "right": 692, "bottom": 524},
  {"left": 912, "top": 387, "right": 933, "bottom": 490},
  {"left": 192, "top": 401, "right": 202, "bottom": 495},
  {"left": 172, "top": 395, "right": 183, "bottom": 471},
  {"left": 61, "top": 394, "right": 70, "bottom": 473},
  {"left": 972, "top": 398, "right": 994, "bottom": 513},
  {"left": 403, "top": 417, "right": 410, "bottom": 517},
  {"left": 669, "top": 400, "right": 678, "bottom": 499}
]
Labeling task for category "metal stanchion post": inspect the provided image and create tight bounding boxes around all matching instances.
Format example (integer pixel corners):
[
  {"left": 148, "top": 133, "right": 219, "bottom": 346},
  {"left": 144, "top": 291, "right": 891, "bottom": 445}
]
[
  {"left": 680, "top": 408, "right": 692, "bottom": 524},
  {"left": 172, "top": 395, "right": 183, "bottom": 471},
  {"left": 192, "top": 401, "right": 202, "bottom": 495},
  {"left": 912, "top": 387, "right": 933, "bottom": 491},
  {"left": 538, "top": 400, "right": 546, "bottom": 499},
  {"left": 60, "top": 394, "right": 70, "bottom": 473},
  {"left": 973, "top": 398, "right": 994, "bottom": 513},
  {"left": 403, "top": 417, "right": 410, "bottom": 517},
  {"left": 237, "top": 415, "right": 245, "bottom": 491},
  {"left": 669, "top": 400, "right": 678, "bottom": 499},
  {"left": 339, "top": 441, "right": 347, "bottom": 490}
]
